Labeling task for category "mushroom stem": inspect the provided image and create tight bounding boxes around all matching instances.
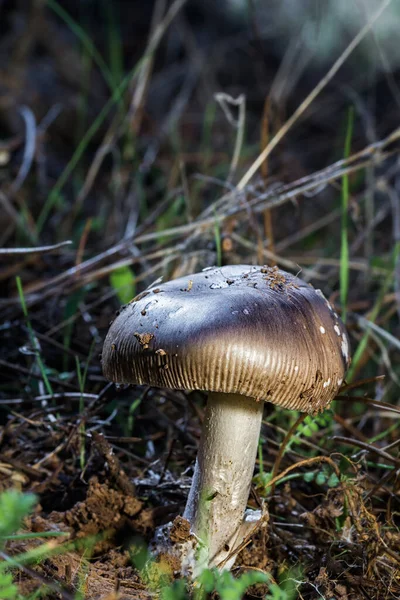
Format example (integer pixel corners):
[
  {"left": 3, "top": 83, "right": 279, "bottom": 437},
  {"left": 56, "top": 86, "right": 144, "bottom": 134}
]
[{"left": 183, "top": 392, "right": 264, "bottom": 568}]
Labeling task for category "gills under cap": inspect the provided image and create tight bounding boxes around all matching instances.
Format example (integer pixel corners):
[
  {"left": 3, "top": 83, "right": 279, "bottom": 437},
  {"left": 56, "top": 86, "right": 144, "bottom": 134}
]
[{"left": 102, "top": 265, "right": 350, "bottom": 413}]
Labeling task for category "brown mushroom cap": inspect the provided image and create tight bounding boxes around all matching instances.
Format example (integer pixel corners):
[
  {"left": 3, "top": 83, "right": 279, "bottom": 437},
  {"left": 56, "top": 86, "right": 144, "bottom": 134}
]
[{"left": 102, "top": 265, "right": 350, "bottom": 413}]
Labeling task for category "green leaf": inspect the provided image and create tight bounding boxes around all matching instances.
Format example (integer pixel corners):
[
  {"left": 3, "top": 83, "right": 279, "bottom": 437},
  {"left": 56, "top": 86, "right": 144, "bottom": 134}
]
[
  {"left": 0, "top": 490, "right": 37, "bottom": 543},
  {"left": 160, "top": 579, "right": 187, "bottom": 600},
  {"left": 0, "top": 572, "right": 18, "bottom": 600},
  {"left": 327, "top": 472, "right": 340, "bottom": 488},
  {"left": 197, "top": 568, "right": 215, "bottom": 593},
  {"left": 266, "top": 582, "right": 291, "bottom": 600},
  {"left": 214, "top": 569, "right": 269, "bottom": 600},
  {"left": 109, "top": 266, "right": 136, "bottom": 304}
]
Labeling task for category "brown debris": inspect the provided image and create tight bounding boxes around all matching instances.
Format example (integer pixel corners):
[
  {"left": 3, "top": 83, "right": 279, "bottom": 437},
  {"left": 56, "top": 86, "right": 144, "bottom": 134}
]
[
  {"left": 169, "top": 516, "right": 191, "bottom": 543},
  {"left": 91, "top": 431, "right": 136, "bottom": 496},
  {"left": 130, "top": 291, "right": 150, "bottom": 303},
  {"left": 180, "top": 280, "right": 193, "bottom": 292},
  {"left": 61, "top": 477, "right": 142, "bottom": 542},
  {"left": 133, "top": 332, "right": 154, "bottom": 349},
  {"left": 17, "top": 544, "right": 150, "bottom": 600}
]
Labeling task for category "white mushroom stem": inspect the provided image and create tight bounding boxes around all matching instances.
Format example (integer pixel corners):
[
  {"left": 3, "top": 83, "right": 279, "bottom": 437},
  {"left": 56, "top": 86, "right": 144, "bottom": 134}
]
[{"left": 183, "top": 392, "right": 264, "bottom": 569}]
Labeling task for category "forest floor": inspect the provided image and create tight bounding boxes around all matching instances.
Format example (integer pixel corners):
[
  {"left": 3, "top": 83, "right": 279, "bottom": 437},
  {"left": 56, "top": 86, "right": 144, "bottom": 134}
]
[{"left": 1, "top": 1, "right": 400, "bottom": 599}]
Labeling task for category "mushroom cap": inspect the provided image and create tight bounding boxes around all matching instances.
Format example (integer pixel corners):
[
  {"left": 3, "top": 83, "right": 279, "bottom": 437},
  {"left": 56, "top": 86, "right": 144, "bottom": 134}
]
[{"left": 102, "top": 265, "right": 350, "bottom": 413}]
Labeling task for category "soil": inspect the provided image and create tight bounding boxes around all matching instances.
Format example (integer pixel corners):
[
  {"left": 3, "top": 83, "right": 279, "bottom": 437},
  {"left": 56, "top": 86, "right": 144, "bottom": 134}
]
[{"left": 2, "top": 424, "right": 399, "bottom": 599}]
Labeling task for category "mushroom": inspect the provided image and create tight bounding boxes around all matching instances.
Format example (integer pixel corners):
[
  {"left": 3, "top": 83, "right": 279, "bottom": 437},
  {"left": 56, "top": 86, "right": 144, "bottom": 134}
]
[{"left": 102, "top": 265, "right": 350, "bottom": 571}]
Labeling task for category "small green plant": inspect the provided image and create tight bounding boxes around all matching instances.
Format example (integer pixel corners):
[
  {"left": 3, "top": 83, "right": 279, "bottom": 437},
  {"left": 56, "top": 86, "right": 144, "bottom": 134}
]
[
  {"left": 0, "top": 490, "right": 37, "bottom": 542},
  {"left": 0, "top": 490, "right": 71, "bottom": 600},
  {"left": 289, "top": 410, "right": 334, "bottom": 450},
  {"left": 0, "top": 490, "right": 37, "bottom": 600},
  {"left": 159, "top": 568, "right": 282, "bottom": 600},
  {"left": 136, "top": 528, "right": 298, "bottom": 600},
  {"left": 160, "top": 578, "right": 188, "bottom": 600},
  {"left": 303, "top": 467, "right": 340, "bottom": 488},
  {"left": 0, "top": 572, "right": 17, "bottom": 600},
  {"left": 156, "top": 564, "right": 301, "bottom": 600},
  {"left": 197, "top": 568, "right": 269, "bottom": 600}
]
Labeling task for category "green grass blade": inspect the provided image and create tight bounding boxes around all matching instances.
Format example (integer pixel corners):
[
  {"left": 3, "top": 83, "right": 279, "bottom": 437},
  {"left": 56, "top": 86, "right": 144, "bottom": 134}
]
[
  {"left": 47, "top": 0, "right": 119, "bottom": 96},
  {"left": 340, "top": 106, "right": 354, "bottom": 323},
  {"left": 213, "top": 207, "right": 222, "bottom": 267},
  {"left": 1, "top": 532, "right": 69, "bottom": 541},
  {"left": 35, "top": 73, "right": 129, "bottom": 235},
  {"left": 75, "top": 341, "right": 95, "bottom": 471},
  {"left": 103, "top": 0, "right": 124, "bottom": 87},
  {"left": 347, "top": 240, "right": 400, "bottom": 381},
  {"left": 16, "top": 277, "right": 53, "bottom": 396}
]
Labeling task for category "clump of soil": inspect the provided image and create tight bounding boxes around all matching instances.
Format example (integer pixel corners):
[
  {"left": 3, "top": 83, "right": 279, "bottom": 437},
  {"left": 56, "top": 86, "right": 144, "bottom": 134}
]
[
  {"left": 6, "top": 476, "right": 154, "bottom": 599},
  {"left": 54, "top": 477, "right": 143, "bottom": 542}
]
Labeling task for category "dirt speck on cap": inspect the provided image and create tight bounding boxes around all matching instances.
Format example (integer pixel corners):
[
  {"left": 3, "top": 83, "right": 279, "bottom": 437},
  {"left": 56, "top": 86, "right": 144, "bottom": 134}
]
[
  {"left": 134, "top": 332, "right": 154, "bottom": 349},
  {"left": 180, "top": 280, "right": 193, "bottom": 292},
  {"left": 130, "top": 291, "right": 150, "bottom": 303},
  {"left": 261, "top": 265, "right": 288, "bottom": 291}
]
